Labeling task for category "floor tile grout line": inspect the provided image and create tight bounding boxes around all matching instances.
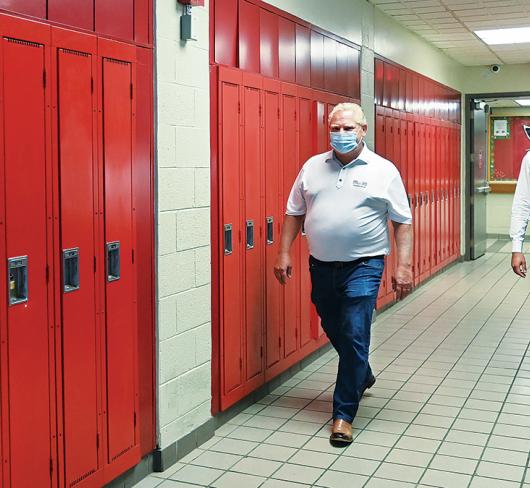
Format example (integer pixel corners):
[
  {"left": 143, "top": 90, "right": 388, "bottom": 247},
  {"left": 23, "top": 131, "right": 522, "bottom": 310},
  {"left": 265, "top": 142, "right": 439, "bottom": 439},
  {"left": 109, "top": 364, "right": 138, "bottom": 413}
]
[
  {"left": 359, "top": 256, "right": 520, "bottom": 487},
  {"left": 308, "top": 254, "right": 512, "bottom": 487},
  {"left": 412, "top": 262, "right": 527, "bottom": 488}
]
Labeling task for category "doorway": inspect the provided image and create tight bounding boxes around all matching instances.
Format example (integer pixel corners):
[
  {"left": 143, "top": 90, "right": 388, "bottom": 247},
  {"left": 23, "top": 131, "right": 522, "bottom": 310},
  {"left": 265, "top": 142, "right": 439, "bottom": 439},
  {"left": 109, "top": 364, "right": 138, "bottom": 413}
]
[{"left": 465, "top": 92, "right": 530, "bottom": 260}]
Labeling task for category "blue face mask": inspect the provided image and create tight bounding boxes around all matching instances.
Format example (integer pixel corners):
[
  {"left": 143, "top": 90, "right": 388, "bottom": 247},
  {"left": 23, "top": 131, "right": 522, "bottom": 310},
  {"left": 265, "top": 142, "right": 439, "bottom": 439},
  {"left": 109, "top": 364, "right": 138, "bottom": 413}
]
[{"left": 330, "top": 131, "right": 359, "bottom": 154}]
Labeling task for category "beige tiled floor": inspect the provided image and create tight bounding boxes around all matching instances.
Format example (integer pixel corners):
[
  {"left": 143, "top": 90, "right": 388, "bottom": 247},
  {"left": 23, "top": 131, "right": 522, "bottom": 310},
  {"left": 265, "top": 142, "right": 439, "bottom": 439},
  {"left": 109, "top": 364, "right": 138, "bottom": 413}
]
[{"left": 136, "top": 246, "right": 530, "bottom": 487}]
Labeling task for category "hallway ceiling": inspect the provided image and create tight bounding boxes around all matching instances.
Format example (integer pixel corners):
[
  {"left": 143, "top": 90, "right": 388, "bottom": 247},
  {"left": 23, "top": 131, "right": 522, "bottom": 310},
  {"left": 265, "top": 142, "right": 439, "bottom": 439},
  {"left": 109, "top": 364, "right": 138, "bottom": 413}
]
[{"left": 369, "top": 0, "right": 530, "bottom": 66}]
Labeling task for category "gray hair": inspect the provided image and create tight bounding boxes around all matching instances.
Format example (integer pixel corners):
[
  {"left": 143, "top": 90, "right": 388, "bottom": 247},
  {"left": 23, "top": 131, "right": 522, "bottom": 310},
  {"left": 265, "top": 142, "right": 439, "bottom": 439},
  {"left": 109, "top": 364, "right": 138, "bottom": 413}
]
[{"left": 328, "top": 102, "right": 367, "bottom": 126}]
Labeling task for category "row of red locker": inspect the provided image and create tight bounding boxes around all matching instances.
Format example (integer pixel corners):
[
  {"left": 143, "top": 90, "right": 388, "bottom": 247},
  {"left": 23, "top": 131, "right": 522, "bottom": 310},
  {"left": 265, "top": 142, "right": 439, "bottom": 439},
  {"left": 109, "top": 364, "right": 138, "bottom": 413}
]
[
  {"left": 375, "top": 58, "right": 461, "bottom": 124},
  {"left": 0, "top": 0, "right": 152, "bottom": 46},
  {"left": 375, "top": 106, "right": 461, "bottom": 308},
  {"left": 214, "top": 0, "right": 361, "bottom": 98},
  {"left": 0, "top": 16, "right": 142, "bottom": 488},
  {"left": 214, "top": 65, "right": 355, "bottom": 410}
]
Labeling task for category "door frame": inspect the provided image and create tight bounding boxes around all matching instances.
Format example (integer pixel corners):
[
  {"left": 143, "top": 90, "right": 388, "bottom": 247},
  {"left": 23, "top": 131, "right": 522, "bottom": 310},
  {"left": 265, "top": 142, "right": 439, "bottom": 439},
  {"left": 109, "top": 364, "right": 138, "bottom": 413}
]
[{"left": 464, "top": 91, "right": 530, "bottom": 260}]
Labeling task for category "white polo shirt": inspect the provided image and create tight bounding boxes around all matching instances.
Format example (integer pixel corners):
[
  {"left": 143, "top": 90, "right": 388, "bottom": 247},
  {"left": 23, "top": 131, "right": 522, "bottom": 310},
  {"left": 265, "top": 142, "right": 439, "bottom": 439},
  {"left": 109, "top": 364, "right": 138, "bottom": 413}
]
[{"left": 286, "top": 144, "right": 412, "bottom": 262}]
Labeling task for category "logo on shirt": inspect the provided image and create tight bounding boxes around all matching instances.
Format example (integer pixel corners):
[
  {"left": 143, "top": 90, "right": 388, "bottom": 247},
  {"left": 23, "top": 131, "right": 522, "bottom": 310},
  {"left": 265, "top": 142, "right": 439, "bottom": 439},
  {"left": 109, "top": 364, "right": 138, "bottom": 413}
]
[{"left": 352, "top": 179, "right": 368, "bottom": 188}]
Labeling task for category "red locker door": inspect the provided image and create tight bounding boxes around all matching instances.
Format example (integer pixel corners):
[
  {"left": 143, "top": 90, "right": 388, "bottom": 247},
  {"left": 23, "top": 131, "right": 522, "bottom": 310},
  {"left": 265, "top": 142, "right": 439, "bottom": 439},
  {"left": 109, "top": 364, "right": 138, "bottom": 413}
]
[
  {"left": 239, "top": 0, "right": 260, "bottom": 73},
  {"left": 295, "top": 25, "right": 311, "bottom": 87},
  {"left": 424, "top": 123, "right": 432, "bottom": 275},
  {"left": 281, "top": 87, "right": 299, "bottom": 358},
  {"left": 242, "top": 76, "right": 264, "bottom": 380},
  {"left": 382, "top": 114, "right": 394, "bottom": 299},
  {"left": 434, "top": 124, "right": 441, "bottom": 269},
  {"left": 375, "top": 111, "right": 386, "bottom": 305},
  {"left": 0, "top": 0, "right": 45, "bottom": 17},
  {"left": 314, "top": 97, "right": 327, "bottom": 153},
  {"left": 298, "top": 93, "right": 313, "bottom": 347},
  {"left": 414, "top": 122, "right": 425, "bottom": 280},
  {"left": 260, "top": 9, "right": 279, "bottom": 79},
  {"left": 49, "top": 0, "right": 93, "bottom": 30},
  {"left": 429, "top": 123, "right": 436, "bottom": 271},
  {"left": 101, "top": 57, "right": 138, "bottom": 467},
  {"left": 95, "top": 0, "right": 134, "bottom": 42},
  {"left": 219, "top": 70, "right": 243, "bottom": 402},
  {"left": 215, "top": 0, "right": 238, "bottom": 67},
  {"left": 0, "top": 33, "right": 54, "bottom": 488},
  {"left": 264, "top": 81, "right": 282, "bottom": 368},
  {"left": 406, "top": 120, "right": 417, "bottom": 281},
  {"left": 278, "top": 18, "right": 296, "bottom": 83},
  {"left": 56, "top": 45, "right": 101, "bottom": 486},
  {"left": 323, "top": 36, "right": 337, "bottom": 93},
  {"left": 310, "top": 31, "right": 324, "bottom": 90}
]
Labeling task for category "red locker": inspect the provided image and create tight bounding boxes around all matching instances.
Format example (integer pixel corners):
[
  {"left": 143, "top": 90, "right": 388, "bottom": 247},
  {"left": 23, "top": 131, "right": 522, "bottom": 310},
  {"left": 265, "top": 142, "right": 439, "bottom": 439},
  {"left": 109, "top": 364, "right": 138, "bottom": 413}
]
[
  {"left": 399, "top": 69, "right": 406, "bottom": 111},
  {"left": 134, "top": 46, "right": 154, "bottom": 456},
  {"left": 295, "top": 24, "right": 310, "bottom": 87},
  {"left": 0, "top": 26, "right": 55, "bottom": 488},
  {"left": 134, "top": 0, "right": 151, "bottom": 45},
  {"left": 278, "top": 18, "right": 295, "bottom": 83},
  {"left": 242, "top": 74, "right": 264, "bottom": 381},
  {"left": 336, "top": 42, "right": 348, "bottom": 96},
  {"left": 405, "top": 72, "right": 413, "bottom": 113},
  {"left": 310, "top": 30, "right": 324, "bottom": 89},
  {"left": 281, "top": 84, "right": 299, "bottom": 358},
  {"left": 346, "top": 46, "right": 359, "bottom": 99},
  {"left": 219, "top": 69, "right": 244, "bottom": 404},
  {"left": 375, "top": 111, "right": 385, "bottom": 305},
  {"left": 215, "top": 0, "right": 238, "bottom": 67},
  {"left": 314, "top": 96, "right": 327, "bottom": 154},
  {"left": 298, "top": 90, "right": 313, "bottom": 347},
  {"left": 323, "top": 36, "right": 337, "bottom": 94},
  {"left": 260, "top": 8, "right": 279, "bottom": 79},
  {"left": 0, "top": 0, "right": 45, "bottom": 17},
  {"left": 48, "top": 0, "right": 93, "bottom": 30},
  {"left": 239, "top": 0, "right": 260, "bottom": 73},
  {"left": 263, "top": 80, "right": 282, "bottom": 368},
  {"left": 101, "top": 54, "right": 139, "bottom": 471},
  {"left": 95, "top": 0, "right": 134, "bottom": 42},
  {"left": 55, "top": 39, "right": 102, "bottom": 487}
]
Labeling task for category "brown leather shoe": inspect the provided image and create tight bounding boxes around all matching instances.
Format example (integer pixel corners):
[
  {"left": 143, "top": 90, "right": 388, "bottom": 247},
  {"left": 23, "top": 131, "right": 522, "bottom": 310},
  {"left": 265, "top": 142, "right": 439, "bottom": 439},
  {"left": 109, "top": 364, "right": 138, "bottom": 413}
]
[{"left": 329, "top": 419, "right": 353, "bottom": 447}]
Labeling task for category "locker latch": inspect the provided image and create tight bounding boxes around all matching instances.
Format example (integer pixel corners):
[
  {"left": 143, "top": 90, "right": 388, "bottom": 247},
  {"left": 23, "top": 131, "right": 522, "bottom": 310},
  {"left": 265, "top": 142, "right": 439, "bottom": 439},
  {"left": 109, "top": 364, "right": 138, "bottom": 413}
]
[
  {"left": 106, "top": 242, "right": 121, "bottom": 282},
  {"left": 266, "top": 217, "right": 274, "bottom": 245},
  {"left": 63, "top": 248, "right": 80, "bottom": 293},
  {"left": 246, "top": 220, "right": 254, "bottom": 250},
  {"left": 8, "top": 256, "right": 28, "bottom": 306},
  {"left": 224, "top": 224, "right": 233, "bottom": 255}
]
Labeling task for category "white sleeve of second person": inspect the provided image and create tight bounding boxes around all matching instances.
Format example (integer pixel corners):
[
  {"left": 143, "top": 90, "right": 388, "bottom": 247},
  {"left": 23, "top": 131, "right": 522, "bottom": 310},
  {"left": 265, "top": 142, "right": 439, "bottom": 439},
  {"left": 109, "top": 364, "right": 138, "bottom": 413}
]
[
  {"left": 510, "top": 153, "right": 530, "bottom": 253},
  {"left": 286, "top": 168, "right": 307, "bottom": 216}
]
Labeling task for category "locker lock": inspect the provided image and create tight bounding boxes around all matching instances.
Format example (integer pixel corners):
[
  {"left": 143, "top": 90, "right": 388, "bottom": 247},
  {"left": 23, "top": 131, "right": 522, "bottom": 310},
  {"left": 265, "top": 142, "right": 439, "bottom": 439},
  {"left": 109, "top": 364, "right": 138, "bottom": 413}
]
[
  {"left": 106, "top": 242, "right": 120, "bottom": 282},
  {"left": 266, "top": 217, "right": 274, "bottom": 245},
  {"left": 246, "top": 220, "right": 255, "bottom": 250},
  {"left": 63, "top": 248, "right": 80, "bottom": 293},
  {"left": 8, "top": 256, "right": 28, "bottom": 306}
]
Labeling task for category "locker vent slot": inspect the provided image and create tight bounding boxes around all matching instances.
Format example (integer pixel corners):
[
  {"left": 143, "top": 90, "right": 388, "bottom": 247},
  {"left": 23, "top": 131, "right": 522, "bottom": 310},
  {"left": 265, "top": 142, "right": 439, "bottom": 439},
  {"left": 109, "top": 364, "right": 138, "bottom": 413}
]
[
  {"left": 111, "top": 445, "right": 133, "bottom": 462},
  {"left": 70, "top": 468, "right": 96, "bottom": 487},
  {"left": 104, "top": 57, "right": 130, "bottom": 66},
  {"left": 60, "top": 48, "right": 89, "bottom": 58},
  {"left": 5, "top": 37, "right": 41, "bottom": 48}
]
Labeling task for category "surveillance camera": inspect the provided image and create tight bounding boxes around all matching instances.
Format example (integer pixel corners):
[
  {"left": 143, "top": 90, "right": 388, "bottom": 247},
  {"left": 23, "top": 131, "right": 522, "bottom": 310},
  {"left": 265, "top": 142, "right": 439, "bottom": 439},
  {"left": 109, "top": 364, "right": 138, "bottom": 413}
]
[{"left": 490, "top": 64, "right": 501, "bottom": 73}]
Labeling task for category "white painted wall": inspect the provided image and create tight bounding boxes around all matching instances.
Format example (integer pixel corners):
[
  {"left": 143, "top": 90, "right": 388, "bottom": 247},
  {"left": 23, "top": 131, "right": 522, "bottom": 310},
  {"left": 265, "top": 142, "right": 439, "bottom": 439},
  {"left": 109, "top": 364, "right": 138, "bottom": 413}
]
[{"left": 156, "top": 0, "right": 212, "bottom": 449}]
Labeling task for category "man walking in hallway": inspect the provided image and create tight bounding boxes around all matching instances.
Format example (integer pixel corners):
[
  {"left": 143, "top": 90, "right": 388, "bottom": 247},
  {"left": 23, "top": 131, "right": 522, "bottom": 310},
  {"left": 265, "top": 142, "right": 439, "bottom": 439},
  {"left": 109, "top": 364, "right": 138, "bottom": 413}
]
[
  {"left": 510, "top": 151, "right": 530, "bottom": 277},
  {"left": 274, "top": 103, "right": 413, "bottom": 446}
]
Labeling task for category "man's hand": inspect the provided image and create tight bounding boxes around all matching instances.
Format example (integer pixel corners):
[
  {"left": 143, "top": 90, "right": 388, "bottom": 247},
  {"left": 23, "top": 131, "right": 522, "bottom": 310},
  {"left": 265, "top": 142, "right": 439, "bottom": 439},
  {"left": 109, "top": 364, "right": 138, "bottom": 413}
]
[
  {"left": 274, "top": 252, "right": 292, "bottom": 285},
  {"left": 393, "top": 264, "right": 413, "bottom": 300},
  {"left": 512, "top": 252, "right": 527, "bottom": 278}
]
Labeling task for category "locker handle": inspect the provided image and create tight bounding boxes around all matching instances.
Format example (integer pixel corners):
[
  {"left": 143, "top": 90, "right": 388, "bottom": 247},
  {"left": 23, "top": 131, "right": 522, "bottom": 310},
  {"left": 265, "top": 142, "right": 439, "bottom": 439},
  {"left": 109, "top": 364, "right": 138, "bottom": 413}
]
[
  {"left": 8, "top": 256, "right": 28, "bottom": 306},
  {"left": 419, "top": 192, "right": 423, "bottom": 206},
  {"left": 106, "top": 241, "right": 120, "bottom": 282},
  {"left": 266, "top": 217, "right": 274, "bottom": 245},
  {"left": 224, "top": 224, "right": 233, "bottom": 255},
  {"left": 246, "top": 220, "right": 254, "bottom": 250},
  {"left": 63, "top": 248, "right": 80, "bottom": 293}
]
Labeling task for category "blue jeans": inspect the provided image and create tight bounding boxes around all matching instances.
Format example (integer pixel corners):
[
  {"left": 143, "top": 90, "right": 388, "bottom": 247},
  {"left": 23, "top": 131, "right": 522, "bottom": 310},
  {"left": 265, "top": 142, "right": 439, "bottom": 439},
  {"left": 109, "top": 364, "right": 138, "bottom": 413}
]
[{"left": 310, "top": 255, "right": 384, "bottom": 423}]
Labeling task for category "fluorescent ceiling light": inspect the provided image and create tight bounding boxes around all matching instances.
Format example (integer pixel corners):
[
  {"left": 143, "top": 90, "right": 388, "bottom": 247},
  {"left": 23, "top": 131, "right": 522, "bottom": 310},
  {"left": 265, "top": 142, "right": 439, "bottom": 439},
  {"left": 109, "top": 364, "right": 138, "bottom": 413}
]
[
  {"left": 515, "top": 99, "right": 530, "bottom": 106},
  {"left": 475, "top": 27, "right": 530, "bottom": 45}
]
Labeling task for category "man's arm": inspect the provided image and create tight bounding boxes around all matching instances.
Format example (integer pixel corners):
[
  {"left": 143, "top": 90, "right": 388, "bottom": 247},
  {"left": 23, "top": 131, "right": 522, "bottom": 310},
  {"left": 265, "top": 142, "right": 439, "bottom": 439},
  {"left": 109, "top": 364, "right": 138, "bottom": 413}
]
[
  {"left": 393, "top": 222, "right": 413, "bottom": 300},
  {"left": 274, "top": 215, "right": 304, "bottom": 285},
  {"left": 511, "top": 157, "right": 530, "bottom": 277}
]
